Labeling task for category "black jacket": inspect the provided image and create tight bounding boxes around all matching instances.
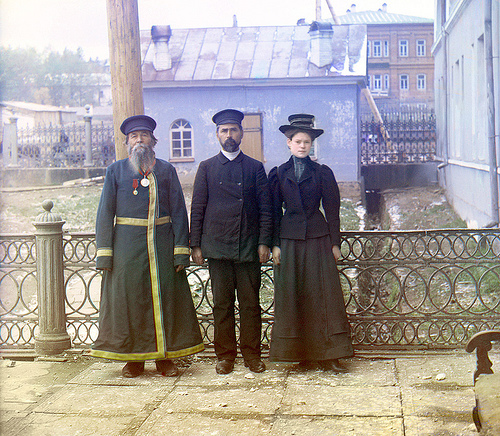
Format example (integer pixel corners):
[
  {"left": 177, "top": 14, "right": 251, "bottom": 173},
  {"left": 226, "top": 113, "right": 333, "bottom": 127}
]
[
  {"left": 190, "top": 152, "right": 273, "bottom": 262},
  {"left": 269, "top": 156, "right": 341, "bottom": 247}
]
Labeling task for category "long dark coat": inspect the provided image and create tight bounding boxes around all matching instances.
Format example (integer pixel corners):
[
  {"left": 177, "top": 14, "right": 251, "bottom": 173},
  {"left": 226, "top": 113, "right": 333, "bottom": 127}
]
[
  {"left": 90, "top": 158, "right": 204, "bottom": 361},
  {"left": 269, "top": 156, "right": 353, "bottom": 362},
  {"left": 190, "top": 152, "right": 273, "bottom": 261}
]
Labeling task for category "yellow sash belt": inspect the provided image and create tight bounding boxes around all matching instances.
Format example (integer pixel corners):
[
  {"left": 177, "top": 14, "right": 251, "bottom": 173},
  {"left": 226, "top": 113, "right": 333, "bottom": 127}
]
[{"left": 116, "top": 216, "right": 171, "bottom": 226}]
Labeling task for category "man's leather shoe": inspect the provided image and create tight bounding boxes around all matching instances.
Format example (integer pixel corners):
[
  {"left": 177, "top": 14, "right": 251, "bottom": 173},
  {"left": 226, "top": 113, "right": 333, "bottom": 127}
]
[
  {"left": 319, "top": 359, "right": 348, "bottom": 373},
  {"left": 122, "top": 361, "right": 145, "bottom": 378},
  {"left": 156, "top": 359, "right": 179, "bottom": 376},
  {"left": 244, "top": 358, "right": 266, "bottom": 373},
  {"left": 215, "top": 359, "right": 234, "bottom": 374}
]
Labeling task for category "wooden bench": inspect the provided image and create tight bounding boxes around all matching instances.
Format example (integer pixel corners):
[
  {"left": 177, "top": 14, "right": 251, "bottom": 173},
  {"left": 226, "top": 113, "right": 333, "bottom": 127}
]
[{"left": 466, "top": 330, "right": 500, "bottom": 435}]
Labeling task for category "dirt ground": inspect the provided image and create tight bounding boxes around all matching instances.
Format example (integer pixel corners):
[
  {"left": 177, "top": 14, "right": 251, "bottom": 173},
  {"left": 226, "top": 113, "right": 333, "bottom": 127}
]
[
  {"left": 381, "top": 185, "right": 466, "bottom": 230},
  {"left": 0, "top": 179, "right": 465, "bottom": 234}
]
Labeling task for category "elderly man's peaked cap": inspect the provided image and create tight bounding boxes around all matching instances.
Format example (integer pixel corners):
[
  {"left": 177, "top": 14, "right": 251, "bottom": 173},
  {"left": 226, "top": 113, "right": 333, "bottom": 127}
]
[{"left": 120, "top": 115, "right": 157, "bottom": 135}]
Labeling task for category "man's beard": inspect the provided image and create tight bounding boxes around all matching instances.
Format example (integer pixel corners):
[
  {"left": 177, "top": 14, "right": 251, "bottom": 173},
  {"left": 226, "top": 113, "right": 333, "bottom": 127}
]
[
  {"left": 221, "top": 138, "right": 240, "bottom": 153},
  {"left": 129, "top": 144, "right": 155, "bottom": 173}
]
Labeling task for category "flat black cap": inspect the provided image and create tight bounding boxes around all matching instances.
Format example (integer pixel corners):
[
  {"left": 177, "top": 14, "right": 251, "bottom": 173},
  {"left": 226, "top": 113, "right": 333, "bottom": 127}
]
[
  {"left": 212, "top": 109, "right": 244, "bottom": 126},
  {"left": 120, "top": 115, "right": 157, "bottom": 135},
  {"left": 279, "top": 113, "right": 324, "bottom": 139}
]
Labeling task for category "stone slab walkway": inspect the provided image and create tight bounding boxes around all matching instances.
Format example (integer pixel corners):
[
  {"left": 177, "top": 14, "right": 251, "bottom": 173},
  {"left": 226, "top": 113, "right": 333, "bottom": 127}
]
[{"left": 2, "top": 351, "right": 495, "bottom": 435}]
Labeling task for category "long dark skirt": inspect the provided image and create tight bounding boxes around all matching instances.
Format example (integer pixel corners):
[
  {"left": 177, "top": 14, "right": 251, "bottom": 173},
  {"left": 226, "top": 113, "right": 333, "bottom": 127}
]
[{"left": 270, "top": 235, "right": 353, "bottom": 362}]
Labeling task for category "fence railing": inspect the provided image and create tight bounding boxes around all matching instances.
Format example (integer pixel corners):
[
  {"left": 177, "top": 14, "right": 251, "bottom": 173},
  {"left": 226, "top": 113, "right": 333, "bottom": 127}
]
[
  {"left": 360, "top": 110, "right": 436, "bottom": 165},
  {"left": 2, "top": 228, "right": 499, "bottom": 352},
  {"left": 9, "top": 121, "right": 115, "bottom": 168}
]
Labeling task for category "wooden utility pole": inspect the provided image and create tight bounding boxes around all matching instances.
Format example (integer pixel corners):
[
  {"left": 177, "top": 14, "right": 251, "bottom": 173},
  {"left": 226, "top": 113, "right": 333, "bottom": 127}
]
[
  {"left": 106, "top": 0, "right": 144, "bottom": 160},
  {"left": 324, "top": 0, "right": 340, "bottom": 24}
]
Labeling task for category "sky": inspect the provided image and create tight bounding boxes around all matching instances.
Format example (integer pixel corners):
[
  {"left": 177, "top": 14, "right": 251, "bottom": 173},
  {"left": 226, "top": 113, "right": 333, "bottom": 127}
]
[{"left": 0, "top": 0, "right": 435, "bottom": 60}]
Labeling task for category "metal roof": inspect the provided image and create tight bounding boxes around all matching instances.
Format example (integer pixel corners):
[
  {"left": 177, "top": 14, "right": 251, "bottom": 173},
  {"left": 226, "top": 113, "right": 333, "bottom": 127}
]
[
  {"left": 336, "top": 10, "right": 434, "bottom": 25},
  {"left": 141, "top": 24, "right": 367, "bottom": 84}
]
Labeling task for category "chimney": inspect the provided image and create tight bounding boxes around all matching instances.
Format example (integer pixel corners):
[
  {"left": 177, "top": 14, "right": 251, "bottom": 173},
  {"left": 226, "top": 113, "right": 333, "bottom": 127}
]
[
  {"left": 151, "top": 25, "right": 172, "bottom": 71},
  {"left": 351, "top": 4, "right": 357, "bottom": 12},
  {"left": 382, "top": 3, "right": 387, "bottom": 12},
  {"left": 233, "top": 15, "right": 238, "bottom": 27},
  {"left": 308, "top": 21, "right": 334, "bottom": 68}
]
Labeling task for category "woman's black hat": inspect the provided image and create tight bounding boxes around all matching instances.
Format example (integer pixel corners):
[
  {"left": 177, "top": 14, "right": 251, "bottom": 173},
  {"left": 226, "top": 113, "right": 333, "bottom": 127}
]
[
  {"left": 279, "top": 114, "right": 324, "bottom": 139},
  {"left": 120, "top": 115, "right": 157, "bottom": 135}
]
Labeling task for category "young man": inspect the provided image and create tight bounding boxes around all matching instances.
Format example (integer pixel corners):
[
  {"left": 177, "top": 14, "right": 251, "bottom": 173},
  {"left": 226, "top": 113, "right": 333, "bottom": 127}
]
[{"left": 190, "top": 109, "right": 273, "bottom": 374}]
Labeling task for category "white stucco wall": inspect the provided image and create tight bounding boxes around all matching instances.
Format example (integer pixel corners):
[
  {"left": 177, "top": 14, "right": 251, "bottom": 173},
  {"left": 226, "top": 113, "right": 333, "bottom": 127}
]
[{"left": 433, "top": 0, "right": 500, "bottom": 227}]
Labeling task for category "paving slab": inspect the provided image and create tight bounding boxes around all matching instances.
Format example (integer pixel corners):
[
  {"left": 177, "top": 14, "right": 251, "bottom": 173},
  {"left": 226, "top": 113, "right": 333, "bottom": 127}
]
[
  {"left": 286, "top": 358, "right": 396, "bottom": 387},
  {"left": 0, "top": 358, "right": 91, "bottom": 421},
  {"left": 32, "top": 384, "right": 169, "bottom": 416},
  {"left": 403, "top": 415, "right": 478, "bottom": 436},
  {"left": 177, "top": 360, "right": 287, "bottom": 387},
  {"left": 281, "top": 384, "right": 401, "bottom": 416},
  {"left": 401, "top": 384, "right": 475, "bottom": 418},
  {"left": 270, "top": 416, "right": 404, "bottom": 436},
  {"left": 156, "top": 384, "right": 285, "bottom": 415},
  {"left": 395, "top": 354, "right": 475, "bottom": 388},
  {"left": 136, "top": 412, "right": 273, "bottom": 436},
  {"left": 4, "top": 414, "right": 132, "bottom": 436},
  {"left": 68, "top": 361, "right": 180, "bottom": 386}
]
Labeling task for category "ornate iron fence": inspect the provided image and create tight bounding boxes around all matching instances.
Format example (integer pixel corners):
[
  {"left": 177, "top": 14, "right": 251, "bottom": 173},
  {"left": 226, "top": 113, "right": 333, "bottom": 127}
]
[
  {"left": 16, "top": 122, "right": 115, "bottom": 168},
  {"left": 1, "top": 229, "right": 500, "bottom": 351},
  {"left": 360, "top": 110, "right": 436, "bottom": 165}
]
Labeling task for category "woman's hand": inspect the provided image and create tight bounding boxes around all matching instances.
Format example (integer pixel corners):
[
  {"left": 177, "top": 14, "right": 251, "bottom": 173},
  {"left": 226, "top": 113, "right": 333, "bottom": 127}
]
[
  {"left": 272, "top": 246, "right": 281, "bottom": 265},
  {"left": 332, "top": 245, "right": 341, "bottom": 262}
]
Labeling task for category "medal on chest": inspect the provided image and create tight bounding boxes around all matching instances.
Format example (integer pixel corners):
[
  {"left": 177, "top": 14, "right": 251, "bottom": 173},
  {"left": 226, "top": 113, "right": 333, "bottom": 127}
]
[
  {"left": 139, "top": 161, "right": 155, "bottom": 189},
  {"left": 132, "top": 179, "right": 139, "bottom": 195}
]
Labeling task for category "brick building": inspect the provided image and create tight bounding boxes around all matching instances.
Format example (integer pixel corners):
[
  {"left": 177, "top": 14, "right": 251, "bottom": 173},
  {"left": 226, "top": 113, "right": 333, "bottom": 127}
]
[{"left": 338, "top": 4, "right": 434, "bottom": 110}]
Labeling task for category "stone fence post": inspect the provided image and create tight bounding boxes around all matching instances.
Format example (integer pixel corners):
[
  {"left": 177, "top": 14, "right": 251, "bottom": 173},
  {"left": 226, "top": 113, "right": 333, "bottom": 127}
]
[
  {"left": 84, "top": 104, "right": 93, "bottom": 167},
  {"left": 4, "top": 117, "right": 20, "bottom": 167},
  {"left": 33, "top": 200, "right": 71, "bottom": 355}
]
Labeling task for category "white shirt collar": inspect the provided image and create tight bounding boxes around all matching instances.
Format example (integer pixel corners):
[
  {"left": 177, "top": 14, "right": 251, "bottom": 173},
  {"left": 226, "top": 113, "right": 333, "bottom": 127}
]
[{"left": 221, "top": 148, "right": 241, "bottom": 161}]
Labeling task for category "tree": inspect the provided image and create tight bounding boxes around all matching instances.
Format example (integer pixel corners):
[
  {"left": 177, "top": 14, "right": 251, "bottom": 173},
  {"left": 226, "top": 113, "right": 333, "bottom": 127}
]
[{"left": 0, "top": 47, "right": 110, "bottom": 106}]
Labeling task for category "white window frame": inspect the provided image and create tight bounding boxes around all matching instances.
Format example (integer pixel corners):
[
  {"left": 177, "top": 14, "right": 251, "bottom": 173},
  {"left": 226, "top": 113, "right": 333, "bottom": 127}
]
[
  {"left": 384, "top": 74, "right": 390, "bottom": 90},
  {"left": 367, "top": 41, "right": 371, "bottom": 57},
  {"left": 399, "top": 40, "right": 408, "bottom": 57},
  {"left": 170, "top": 119, "right": 194, "bottom": 161},
  {"left": 417, "top": 74, "right": 427, "bottom": 90},
  {"left": 372, "top": 40, "right": 382, "bottom": 57},
  {"left": 383, "top": 40, "right": 389, "bottom": 57},
  {"left": 400, "top": 74, "right": 409, "bottom": 90},
  {"left": 373, "top": 74, "right": 382, "bottom": 90},
  {"left": 417, "top": 39, "right": 426, "bottom": 56}
]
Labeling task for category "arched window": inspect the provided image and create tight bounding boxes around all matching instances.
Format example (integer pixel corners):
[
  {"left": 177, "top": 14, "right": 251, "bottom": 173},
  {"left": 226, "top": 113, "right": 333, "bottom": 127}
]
[{"left": 170, "top": 119, "right": 193, "bottom": 161}]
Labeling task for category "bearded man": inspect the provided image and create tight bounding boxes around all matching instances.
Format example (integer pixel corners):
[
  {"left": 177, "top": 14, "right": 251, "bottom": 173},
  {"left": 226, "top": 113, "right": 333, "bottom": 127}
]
[
  {"left": 91, "top": 115, "right": 204, "bottom": 378},
  {"left": 190, "top": 109, "right": 273, "bottom": 374}
]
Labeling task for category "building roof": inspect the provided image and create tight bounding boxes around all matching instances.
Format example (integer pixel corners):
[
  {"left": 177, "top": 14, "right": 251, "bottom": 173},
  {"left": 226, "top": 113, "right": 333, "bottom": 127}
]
[
  {"left": 141, "top": 24, "right": 367, "bottom": 84},
  {"left": 1, "top": 101, "right": 76, "bottom": 113},
  {"left": 336, "top": 10, "right": 433, "bottom": 25}
]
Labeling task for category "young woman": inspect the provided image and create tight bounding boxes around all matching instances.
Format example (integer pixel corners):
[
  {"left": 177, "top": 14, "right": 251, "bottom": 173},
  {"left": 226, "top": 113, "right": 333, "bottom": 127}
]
[{"left": 269, "top": 114, "right": 353, "bottom": 371}]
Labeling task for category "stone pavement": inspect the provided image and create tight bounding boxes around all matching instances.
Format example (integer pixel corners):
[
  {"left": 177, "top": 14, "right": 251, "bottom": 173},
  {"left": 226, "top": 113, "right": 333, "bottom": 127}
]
[{"left": 2, "top": 350, "right": 495, "bottom": 436}]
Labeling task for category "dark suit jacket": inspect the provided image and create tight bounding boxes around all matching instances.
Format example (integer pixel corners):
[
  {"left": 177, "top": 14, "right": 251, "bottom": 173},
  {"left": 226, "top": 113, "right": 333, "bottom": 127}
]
[
  {"left": 268, "top": 156, "right": 341, "bottom": 247},
  {"left": 190, "top": 152, "right": 273, "bottom": 262}
]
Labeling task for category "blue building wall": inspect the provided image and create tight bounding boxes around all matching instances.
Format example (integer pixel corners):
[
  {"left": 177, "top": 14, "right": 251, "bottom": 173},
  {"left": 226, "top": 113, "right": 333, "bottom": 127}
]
[{"left": 144, "top": 83, "right": 360, "bottom": 183}]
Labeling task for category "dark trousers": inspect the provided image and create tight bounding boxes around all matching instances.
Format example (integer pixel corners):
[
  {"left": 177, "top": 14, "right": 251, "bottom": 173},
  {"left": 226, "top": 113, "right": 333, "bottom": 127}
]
[{"left": 208, "top": 259, "right": 262, "bottom": 361}]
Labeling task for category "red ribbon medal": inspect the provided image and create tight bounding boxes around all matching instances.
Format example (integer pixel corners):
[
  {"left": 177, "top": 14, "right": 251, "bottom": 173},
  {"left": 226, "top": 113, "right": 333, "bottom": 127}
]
[{"left": 132, "top": 179, "right": 139, "bottom": 195}]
